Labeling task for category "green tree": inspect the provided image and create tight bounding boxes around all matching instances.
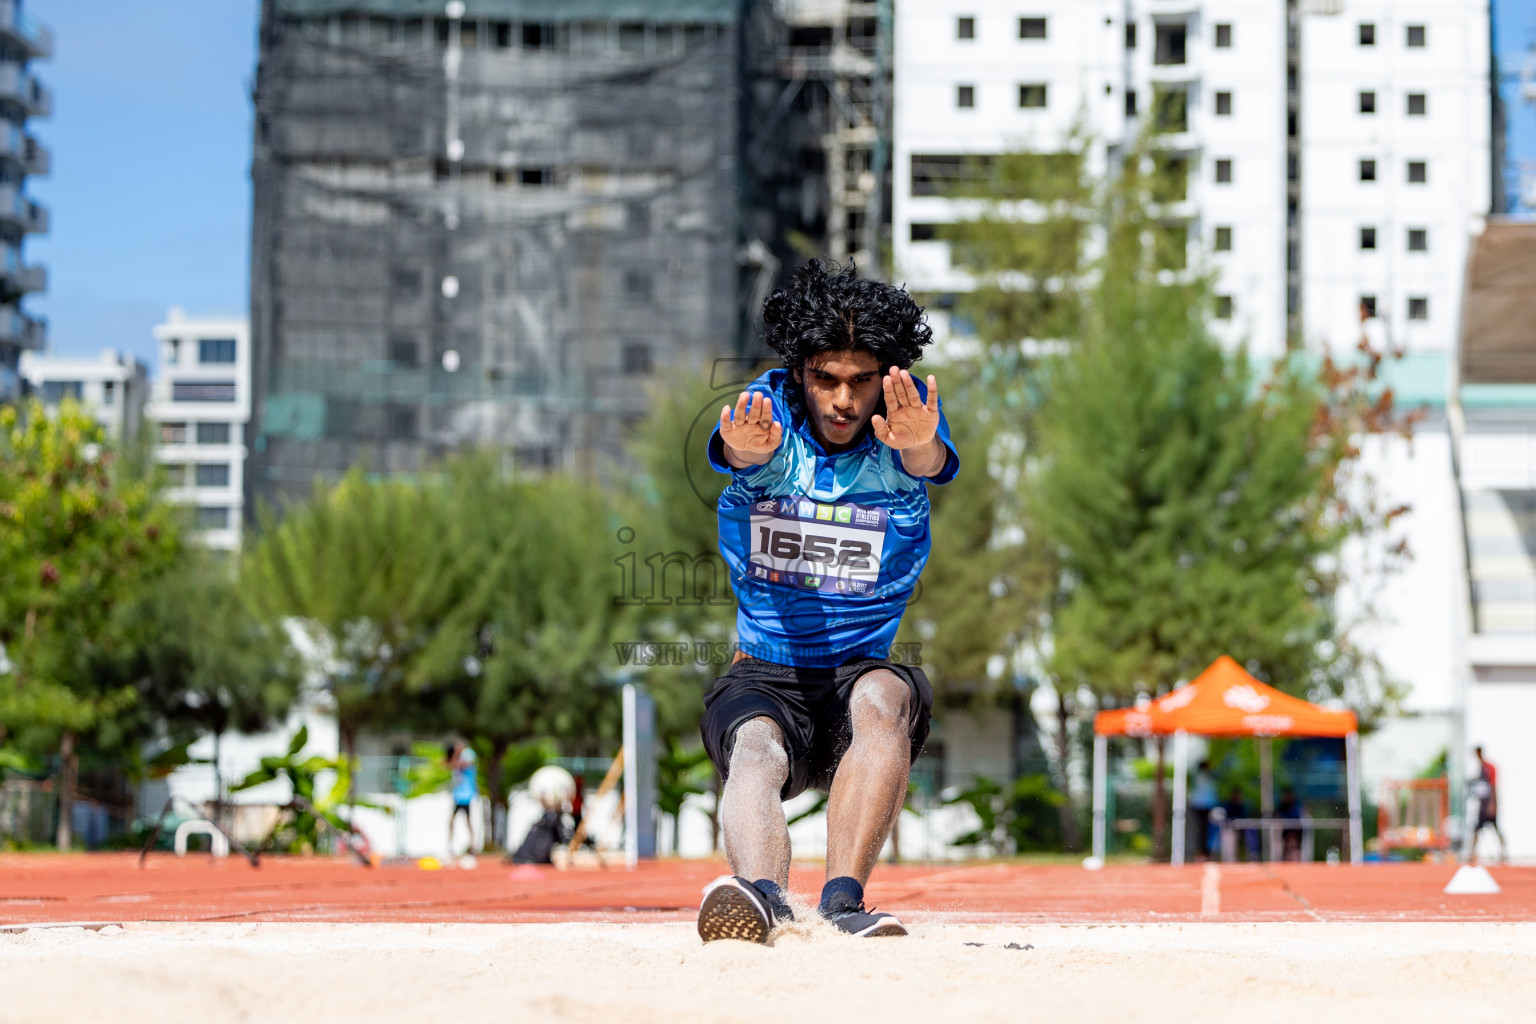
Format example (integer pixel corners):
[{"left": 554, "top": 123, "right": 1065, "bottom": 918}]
[
  {"left": 111, "top": 551, "right": 304, "bottom": 811},
  {"left": 945, "top": 131, "right": 1406, "bottom": 856},
  {"left": 411, "top": 460, "right": 627, "bottom": 848},
  {"left": 241, "top": 468, "right": 480, "bottom": 805},
  {"left": 0, "top": 399, "right": 182, "bottom": 848}
]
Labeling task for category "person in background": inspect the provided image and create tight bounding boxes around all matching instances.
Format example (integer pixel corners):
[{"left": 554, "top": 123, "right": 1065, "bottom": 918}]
[
  {"left": 1277, "top": 786, "right": 1304, "bottom": 862},
  {"left": 1469, "top": 745, "right": 1507, "bottom": 865},
  {"left": 1190, "top": 759, "right": 1219, "bottom": 860},
  {"left": 448, "top": 740, "right": 478, "bottom": 855},
  {"left": 1223, "top": 786, "right": 1258, "bottom": 861}
]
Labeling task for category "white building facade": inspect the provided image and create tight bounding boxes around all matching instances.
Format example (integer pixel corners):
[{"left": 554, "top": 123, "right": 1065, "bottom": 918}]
[
  {"left": 18, "top": 348, "right": 148, "bottom": 441},
  {"left": 894, "top": 0, "right": 1498, "bottom": 847},
  {"left": 146, "top": 310, "right": 251, "bottom": 550}
]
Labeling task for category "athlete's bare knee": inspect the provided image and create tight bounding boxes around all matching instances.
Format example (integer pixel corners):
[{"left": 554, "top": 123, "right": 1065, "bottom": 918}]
[
  {"left": 727, "top": 717, "right": 788, "bottom": 785},
  {"left": 849, "top": 672, "right": 910, "bottom": 735}
]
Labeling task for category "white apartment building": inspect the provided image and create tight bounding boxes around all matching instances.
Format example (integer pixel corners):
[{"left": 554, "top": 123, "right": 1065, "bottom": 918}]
[
  {"left": 893, "top": 1, "right": 1496, "bottom": 833},
  {"left": 146, "top": 309, "right": 251, "bottom": 551},
  {"left": 18, "top": 348, "right": 148, "bottom": 441}
]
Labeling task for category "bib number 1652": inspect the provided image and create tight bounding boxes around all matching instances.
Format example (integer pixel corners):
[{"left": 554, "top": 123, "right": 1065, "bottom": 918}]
[{"left": 757, "top": 527, "right": 872, "bottom": 568}]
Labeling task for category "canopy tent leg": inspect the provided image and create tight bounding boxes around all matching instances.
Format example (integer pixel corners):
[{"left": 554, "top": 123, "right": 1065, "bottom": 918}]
[
  {"left": 1171, "top": 729, "right": 1188, "bottom": 866},
  {"left": 1259, "top": 737, "right": 1274, "bottom": 863},
  {"left": 1091, "top": 732, "right": 1107, "bottom": 863},
  {"left": 1346, "top": 730, "right": 1363, "bottom": 864}
]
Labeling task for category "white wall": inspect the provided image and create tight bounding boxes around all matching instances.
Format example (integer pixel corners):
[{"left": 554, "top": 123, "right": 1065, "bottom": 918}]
[{"left": 1466, "top": 677, "right": 1536, "bottom": 860}]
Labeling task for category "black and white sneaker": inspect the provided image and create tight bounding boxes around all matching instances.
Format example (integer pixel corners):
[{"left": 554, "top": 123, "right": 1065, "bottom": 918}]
[
  {"left": 697, "top": 875, "right": 776, "bottom": 944},
  {"left": 822, "top": 900, "right": 907, "bottom": 937}
]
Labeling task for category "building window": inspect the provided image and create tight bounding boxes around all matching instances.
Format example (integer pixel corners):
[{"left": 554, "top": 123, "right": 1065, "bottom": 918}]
[
  {"left": 392, "top": 267, "right": 422, "bottom": 298},
  {"left": 1359, "top": 91, "right": 1376, "bottom": 114},
  {"left": 1125, "top": 89, "right": 1138, "bottom": 116},
  {"left": 519, "top": 167, "right": 553, "bottom": 186},
  {"left": 622, "top": 343, "right": 652, "bottom": 375},
  {"left": 625, "top": 270, "right": 653, "bottom": 297},
  {"left": 166, "top": 339, "right": 180, "bottom": 365},
  {"left": 161, "top": 463, "right": 187, "bottom": 486},
  {"left": 1215, "top": 91, "right": 1232, "bottom": 116},
  {"left": 1407, "top": 92, "right": 1427, "bottom": 116},
  {"left": 910, "top": 223, "right": 938, "bottom": 242},
  {"left": 1359, "top": 23, "right": 1376, "bottom": 46},
  {"left": 1360, "top": 227, "right": 1377, "bottom": 250},
  {"left": 387, "top": 405, "right": 416, "bottom": 440},
  {"left": 196, "top": 506, "right": 229, "bottom": 531},
  {"left": 1215, "top": 23, "right": 1232, "bottom": 48},
  {"left": 389, "top": 337, "right": 420, "bottom": 367},
  {"left": 1407, "top": 160, "right": 1427, "bottom": 183},
  {"left": 1407, "top": 297, "right": 1429, "bottom": 320},
  {"left": 196, "top": 422, "right": 232, "bottom": 444},
  {"left": 195, "top": 463, "right": 231, "bottom": 488},
  {"left": 1018, "top": 84, "right": 1047, "bottom": 108},
  {"left": 1018, "top": 17, "right": 1046, "bottom": 39},
  {"left": 1359, "top": 159, "right": 1377, "bottom": 182},
  {"left": 1154, "top": 22, "right": 1187, "bottom": 65},
  {"left": 1152, "top": 87, "right": 1188, "bottom": 131},
  {"left": 40, "top": 381, "right": 83, "bottom": 404},
  {"left": 1125, "top": 23, "right": 1136, "bottom": 49},
  {"left": 160, "top": 422, "right": 188, "bottom": 444},
  {"left": 198, "top": 338, "right": 237, "bottom": 364},
  {"left": 1214, "top": 158, "right": 1233, "bottom": 184},
  {"left": 1215, "top": 295, "right": 1234, "bottom": 320},
  {"left": 1406, "top": 24, "right": 1426, "bottom": 48},
  {"left": 1214, "top": 226, "right": 1232, "bottom": 251},
  {"left": 1408, "top": 228, "right": 1428, "bottom": 251},
  {"left": 1360, "top": 295, "right": 1378, "bottom": 319},
  {"left": 102, "top": 381, "right": 115, "bottom": 406},
  {"left": 171, "top": 381, "right": 237, "bottom": 402},
  {"left": 957, "top": 16, "right": 974, "bottom": 40},
  {"left": 957, "top": 84, "right": 975, "bottom": 108},
  {"left": 522, "top": 22, "right": 554, "bottom": 49}
]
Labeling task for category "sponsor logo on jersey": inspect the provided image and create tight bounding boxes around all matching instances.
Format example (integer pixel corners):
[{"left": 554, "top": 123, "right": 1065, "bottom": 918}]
[
  {"left": 803, "top": 575, "right": 821, "bottom": 587},
  {"left": 816, "top": 505, "right": 834, "bottom": 521},
  {"left": 798, "top": 500, "right": 816, "bottom": 518},
  {"left": 854, "top": 508, "right": 881, "bottom": 527},
  {"left": 756, "top": 500, "right": 777, "bottom": 512},
  {"left": 835, "top": 506, "right": 853, "bottom": 523}
]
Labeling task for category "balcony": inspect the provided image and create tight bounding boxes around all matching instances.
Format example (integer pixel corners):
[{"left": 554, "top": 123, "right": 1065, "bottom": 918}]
[
  {"left": 0, "top": 125, "right": 47, "bottom": 175},
  {"left": 0, "top": 184, "right": 44, "bottom": 233},
  {"left": 0, "top": 306, "right": 41, "bottom": 348},
  {"left": 0, "top": 1, "right": 49, "bottom": 59},
  {"left": 0, "top": 63, "right": 49, "bottom": 117},
  {"left": 0, "top": 248, "right": 44, "bottom": 293}
]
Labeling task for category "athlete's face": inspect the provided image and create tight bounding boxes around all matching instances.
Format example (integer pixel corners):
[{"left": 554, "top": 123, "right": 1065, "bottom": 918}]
[{"left": 796, "top": 350, "right": 884, "bottom": 453}]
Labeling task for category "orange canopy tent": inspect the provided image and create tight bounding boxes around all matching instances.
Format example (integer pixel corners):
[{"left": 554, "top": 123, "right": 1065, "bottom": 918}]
[{"left": 1089, "top": 657, "right": 1363, "bottom": 865}]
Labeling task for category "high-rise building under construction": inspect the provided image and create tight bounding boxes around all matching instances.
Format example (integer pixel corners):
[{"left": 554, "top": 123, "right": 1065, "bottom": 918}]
[{"left": 248, "top": 0, "right": 890, "bottom": 507}]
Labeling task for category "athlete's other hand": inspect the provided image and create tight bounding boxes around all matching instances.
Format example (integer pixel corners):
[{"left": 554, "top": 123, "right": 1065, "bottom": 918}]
[
  {"left": 719, "top": 390, "right": 783, "bottom": 468},
  {"left": 872, "top": 367, "right": 939, "bottom": 450}
]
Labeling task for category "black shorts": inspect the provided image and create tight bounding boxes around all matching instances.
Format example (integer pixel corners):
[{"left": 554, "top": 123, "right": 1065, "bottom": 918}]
[{"left": 700, "top": 656, "right": 934, "bottom": 801}]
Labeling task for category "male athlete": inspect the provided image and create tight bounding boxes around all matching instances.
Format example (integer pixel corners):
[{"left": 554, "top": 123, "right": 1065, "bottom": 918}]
[{"left": 696, "top": 261, "right": 958, "bottom": 943}]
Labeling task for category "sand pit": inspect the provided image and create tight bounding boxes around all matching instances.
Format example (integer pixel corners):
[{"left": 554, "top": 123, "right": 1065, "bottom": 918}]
[{"left": 3, "top": 920, "right": 1534, "bottom": 1024}]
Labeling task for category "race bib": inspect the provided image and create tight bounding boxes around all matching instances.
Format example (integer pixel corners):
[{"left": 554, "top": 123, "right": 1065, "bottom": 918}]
[{"left": 744, "top": 497, "right": 887, "bottom": 594}]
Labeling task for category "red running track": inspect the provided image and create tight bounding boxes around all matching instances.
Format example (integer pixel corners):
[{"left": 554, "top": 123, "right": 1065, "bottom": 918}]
[{"left": 1, "top": 855, "right": 1532, "bottom": 926}]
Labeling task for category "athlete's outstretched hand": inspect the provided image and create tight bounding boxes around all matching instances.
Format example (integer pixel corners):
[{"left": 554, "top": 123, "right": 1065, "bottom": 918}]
[
  {"left": 719, "top": 390, "right": 782, "bottom": 467},
  {"left": 872, "top": 367, "right": 940, "bottom": 450}
]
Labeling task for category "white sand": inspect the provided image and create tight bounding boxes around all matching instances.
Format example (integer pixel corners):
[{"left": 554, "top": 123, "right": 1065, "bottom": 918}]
[{"left": 2, "top": 919, "right": 1533, "bottom": 1024}]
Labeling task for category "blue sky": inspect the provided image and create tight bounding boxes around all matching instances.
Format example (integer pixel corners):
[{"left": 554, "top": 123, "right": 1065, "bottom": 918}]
[{"left": 27, "top": 0, "right": 258, "bottom": 369}]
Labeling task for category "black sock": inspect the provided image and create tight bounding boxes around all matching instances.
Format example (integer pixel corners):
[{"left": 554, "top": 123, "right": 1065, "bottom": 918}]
[
  {"left": 819, "top": 876, "right": 863, "bottom": 916},
  {"left": 751, "top": 878, "right": 792, "bottom": 921}
]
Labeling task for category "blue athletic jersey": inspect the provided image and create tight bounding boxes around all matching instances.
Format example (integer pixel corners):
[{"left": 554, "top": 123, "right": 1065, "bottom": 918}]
[{"left": 708, "top": 368, "right": 959, "bottom": 668}]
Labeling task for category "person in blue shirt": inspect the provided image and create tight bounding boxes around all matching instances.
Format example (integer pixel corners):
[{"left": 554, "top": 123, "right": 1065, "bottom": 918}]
[
  {"left": 696, "top": 262, "right": 958, "bottom": 943},
  {"left": 448, "top": 740, "right": 478, "bottom": 854}
]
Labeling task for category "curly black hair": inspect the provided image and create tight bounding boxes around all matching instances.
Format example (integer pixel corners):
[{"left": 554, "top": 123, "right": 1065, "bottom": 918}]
[{"left": 760, "top": 260, "right": 933, "bottom": 380}]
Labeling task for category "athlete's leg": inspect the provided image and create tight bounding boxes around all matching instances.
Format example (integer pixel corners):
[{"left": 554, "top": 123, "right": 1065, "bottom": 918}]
[
  {"left": 718, "top": 716, "right": 792, "bottom": 888},
  {"left": 825, "top": 669, "right": 911, "bottom": 886}
]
